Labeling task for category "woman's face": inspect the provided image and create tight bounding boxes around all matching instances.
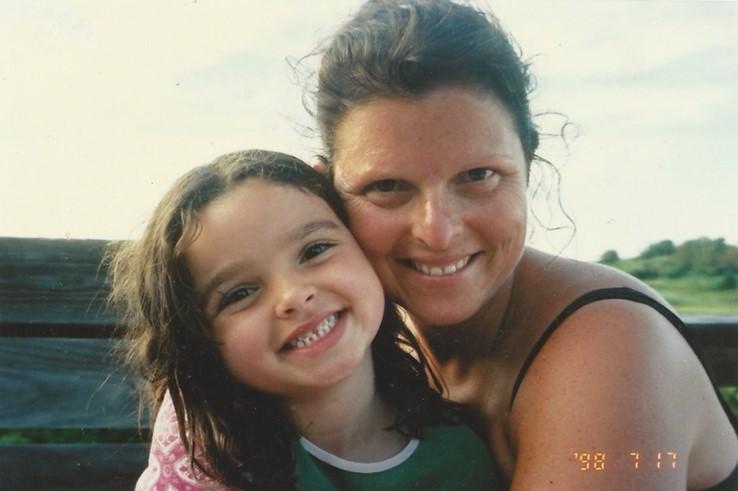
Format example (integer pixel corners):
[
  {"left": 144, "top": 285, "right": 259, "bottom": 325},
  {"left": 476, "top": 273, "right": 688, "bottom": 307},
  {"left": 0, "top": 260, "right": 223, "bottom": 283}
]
[{"left": 331, "top": 87, "right": 528, "bottom": 326}]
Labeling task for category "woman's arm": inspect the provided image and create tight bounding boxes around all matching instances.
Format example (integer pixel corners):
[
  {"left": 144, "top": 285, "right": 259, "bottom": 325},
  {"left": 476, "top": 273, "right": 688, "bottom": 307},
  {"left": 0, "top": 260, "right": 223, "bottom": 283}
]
[{"left": 508, "top": 299, "right": 718, "bottom": 490}]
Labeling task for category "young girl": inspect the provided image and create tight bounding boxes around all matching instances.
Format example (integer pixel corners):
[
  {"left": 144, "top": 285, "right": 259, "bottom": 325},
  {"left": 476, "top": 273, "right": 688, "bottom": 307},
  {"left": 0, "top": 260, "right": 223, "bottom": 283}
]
[{"left": 108, "top": 149, "right": 500, "bottom": 490}]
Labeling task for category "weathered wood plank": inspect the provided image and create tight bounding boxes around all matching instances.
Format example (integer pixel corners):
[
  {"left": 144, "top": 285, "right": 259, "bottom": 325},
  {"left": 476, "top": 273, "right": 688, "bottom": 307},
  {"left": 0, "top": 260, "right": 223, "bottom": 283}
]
[
  {"left": 0, "top": 333, "right": 734, "bottom": 432},
  {"left": 0, "top": 237, "right": 117, "bottom": 328},
  {"left": 0, "top": 322, "right": 117, "bottom": 338},
  {"left": 686, "top": 324, "right": 738, "bottom": 386},
  {"left": 0, "top": 339, "right": 142, "bottom": 429},
  {"left": 0, "top": 443, "right": 148, "bottom": 491}
]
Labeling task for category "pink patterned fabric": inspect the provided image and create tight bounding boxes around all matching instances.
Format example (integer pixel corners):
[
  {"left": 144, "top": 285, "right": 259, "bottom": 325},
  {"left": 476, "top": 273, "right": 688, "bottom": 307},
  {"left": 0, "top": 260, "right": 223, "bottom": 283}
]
[{"left": 135, "top": 391, "right": 237, "bottom": 491}]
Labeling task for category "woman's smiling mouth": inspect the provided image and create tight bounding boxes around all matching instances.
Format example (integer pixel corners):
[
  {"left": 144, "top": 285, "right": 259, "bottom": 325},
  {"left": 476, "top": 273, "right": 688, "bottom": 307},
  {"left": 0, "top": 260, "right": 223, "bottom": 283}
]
[{"left": 404, "top": 255, "right": 476, "bottom": 277}]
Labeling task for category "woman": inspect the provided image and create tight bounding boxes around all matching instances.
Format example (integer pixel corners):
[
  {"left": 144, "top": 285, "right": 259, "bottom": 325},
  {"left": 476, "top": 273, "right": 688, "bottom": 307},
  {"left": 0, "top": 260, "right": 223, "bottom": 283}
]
[{"left": 311, "top": 0, "right": 737, "bottom": 489}]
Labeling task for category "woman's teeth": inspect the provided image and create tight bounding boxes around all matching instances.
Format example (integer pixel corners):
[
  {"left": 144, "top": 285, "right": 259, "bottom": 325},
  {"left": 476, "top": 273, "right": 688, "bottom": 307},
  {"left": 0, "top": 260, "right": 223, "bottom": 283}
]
[
  {"left": 287, "top": 313, "right": 338, "bottom": 349},
  {"left": 412, "top": 256, "right": 470, "bottom": 276}
]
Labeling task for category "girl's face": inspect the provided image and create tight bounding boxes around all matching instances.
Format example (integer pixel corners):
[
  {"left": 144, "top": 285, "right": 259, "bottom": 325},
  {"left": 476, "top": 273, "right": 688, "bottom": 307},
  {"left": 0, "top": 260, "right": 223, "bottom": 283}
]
[
  {"left": 185, "top": 180, "right": 385, "bottom": 399},
  {"left": 331, "top": 87, "right": 528, "bottom": 327}
]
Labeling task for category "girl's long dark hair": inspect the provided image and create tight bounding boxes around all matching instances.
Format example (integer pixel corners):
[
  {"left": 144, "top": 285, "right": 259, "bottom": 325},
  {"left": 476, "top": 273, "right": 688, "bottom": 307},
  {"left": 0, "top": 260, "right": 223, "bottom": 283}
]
[{"left": 107, "top": 149, "right": 464, "bottom": 490}]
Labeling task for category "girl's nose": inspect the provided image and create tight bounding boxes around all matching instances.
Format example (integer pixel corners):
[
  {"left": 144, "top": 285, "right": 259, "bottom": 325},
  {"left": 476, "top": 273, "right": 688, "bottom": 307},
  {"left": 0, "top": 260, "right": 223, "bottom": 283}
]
[
  {"left": 411, "top": 192, "right": 462, "bottom": 251},
  {"left": 275, "top": 282, "right": 317, "bottom": 318}
]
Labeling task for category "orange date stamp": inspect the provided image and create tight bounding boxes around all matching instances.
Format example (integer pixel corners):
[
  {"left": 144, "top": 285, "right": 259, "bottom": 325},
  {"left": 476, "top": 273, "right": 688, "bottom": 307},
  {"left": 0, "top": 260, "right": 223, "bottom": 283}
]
[{"left": 572, "top": 451, "right": 677, "bottom": 471}]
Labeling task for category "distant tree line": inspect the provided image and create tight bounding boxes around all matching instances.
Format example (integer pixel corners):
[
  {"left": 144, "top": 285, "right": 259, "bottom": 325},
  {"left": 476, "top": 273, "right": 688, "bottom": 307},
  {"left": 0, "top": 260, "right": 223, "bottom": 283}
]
[{"left": 600, "top": 237, "right": 738, "bottom": 290}]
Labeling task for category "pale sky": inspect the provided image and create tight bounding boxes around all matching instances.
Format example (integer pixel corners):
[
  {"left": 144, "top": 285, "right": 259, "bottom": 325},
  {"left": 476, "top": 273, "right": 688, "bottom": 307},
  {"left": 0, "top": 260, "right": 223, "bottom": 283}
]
[{"left": 2, "top": 0, "right": 736, "bottom": 260}]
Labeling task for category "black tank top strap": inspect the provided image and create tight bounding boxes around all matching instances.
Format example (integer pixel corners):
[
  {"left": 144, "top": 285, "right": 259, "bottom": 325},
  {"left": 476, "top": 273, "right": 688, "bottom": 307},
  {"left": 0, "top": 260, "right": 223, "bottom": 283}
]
[{"left": 508, "top": 287, "right": 738, "bottom": 434}]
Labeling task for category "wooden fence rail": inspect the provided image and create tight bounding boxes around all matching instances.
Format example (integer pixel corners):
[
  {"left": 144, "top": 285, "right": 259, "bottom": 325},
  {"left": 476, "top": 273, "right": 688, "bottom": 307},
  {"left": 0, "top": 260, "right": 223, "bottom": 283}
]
[
  {"left": 0, "top": 238, "right": 144, "bottom": 491},
  {"left": 1, "top": 236, "right": 737, "bottom": 490}
]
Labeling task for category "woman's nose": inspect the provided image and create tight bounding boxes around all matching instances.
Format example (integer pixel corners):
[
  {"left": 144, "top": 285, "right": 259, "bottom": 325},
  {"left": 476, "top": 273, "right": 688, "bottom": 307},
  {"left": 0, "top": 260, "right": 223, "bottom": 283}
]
[
  {"left": 411, "top": 192, "right": 462, "bottom": 251},
  {"left": 275, "top": 281, "right": 317, "bottom": 318}
]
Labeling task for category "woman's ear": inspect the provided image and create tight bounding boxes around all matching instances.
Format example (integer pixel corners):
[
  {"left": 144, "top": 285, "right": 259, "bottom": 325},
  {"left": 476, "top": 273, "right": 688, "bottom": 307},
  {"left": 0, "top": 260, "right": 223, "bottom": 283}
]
[{"left": 309, "top": 155, "right": 329, "bottom": 176}]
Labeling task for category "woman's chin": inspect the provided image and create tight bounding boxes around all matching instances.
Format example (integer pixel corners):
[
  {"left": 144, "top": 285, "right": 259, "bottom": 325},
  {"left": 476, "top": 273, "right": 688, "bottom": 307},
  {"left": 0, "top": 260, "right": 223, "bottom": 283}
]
[{"left": 403, "top": 299, "right": 481, "bottom": 328}]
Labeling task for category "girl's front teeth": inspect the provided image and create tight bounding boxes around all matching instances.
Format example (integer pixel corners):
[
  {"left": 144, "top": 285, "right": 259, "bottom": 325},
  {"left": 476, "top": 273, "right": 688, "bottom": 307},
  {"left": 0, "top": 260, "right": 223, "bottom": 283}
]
[{"left": 288, "top": 313, "right": 338, "bottom": 349}]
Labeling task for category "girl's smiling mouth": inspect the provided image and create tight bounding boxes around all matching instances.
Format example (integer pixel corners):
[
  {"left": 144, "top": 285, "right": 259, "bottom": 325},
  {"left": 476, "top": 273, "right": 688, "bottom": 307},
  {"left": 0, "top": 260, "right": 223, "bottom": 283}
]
[{"left": 282, "top": 311, "right": 344, "bottom": 351}]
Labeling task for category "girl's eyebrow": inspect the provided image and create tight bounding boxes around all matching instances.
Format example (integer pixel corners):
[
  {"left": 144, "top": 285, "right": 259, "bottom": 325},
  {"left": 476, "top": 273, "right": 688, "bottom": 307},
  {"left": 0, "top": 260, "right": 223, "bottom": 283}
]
[
  {"left": 198, "top": 220, "right": 341, "bottom": 306},
  {"left": 284, "top": 220, "right": 340, "bottom": 243},
  {"left": 199, "top": 260, "right": 248, "bottom": 308}
]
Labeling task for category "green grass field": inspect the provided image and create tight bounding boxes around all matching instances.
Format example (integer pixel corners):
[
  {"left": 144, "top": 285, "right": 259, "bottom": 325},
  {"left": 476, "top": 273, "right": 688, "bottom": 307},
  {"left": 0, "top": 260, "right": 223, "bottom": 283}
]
[
  {"left": 646, "top": 275, "right": 738, "bottom": 315},
  {"left": 721, "top": 387, "right": 738, "bottom": 417},
  {"left": 0, "top": 428, "right": 145, "bottom": 444},
  {"left": 610, "top": 257, "right": 738, "bottom": 315}
]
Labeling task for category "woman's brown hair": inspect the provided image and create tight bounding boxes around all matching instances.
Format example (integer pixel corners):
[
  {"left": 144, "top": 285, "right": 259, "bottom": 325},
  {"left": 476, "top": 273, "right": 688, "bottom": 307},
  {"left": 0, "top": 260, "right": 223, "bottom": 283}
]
[{"left": 316, "top": 0, "right": 539, "bottom": 167}]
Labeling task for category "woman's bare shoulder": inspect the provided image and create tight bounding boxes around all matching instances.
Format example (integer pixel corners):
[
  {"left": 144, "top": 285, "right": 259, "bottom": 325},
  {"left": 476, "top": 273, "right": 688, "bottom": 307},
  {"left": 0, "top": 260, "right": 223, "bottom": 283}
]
[
  {"left": 520, "top": 247, "right": 667, "bottom": 305},
  {"left": 507, "top": 272, "right": 724, "bottom": 490}
]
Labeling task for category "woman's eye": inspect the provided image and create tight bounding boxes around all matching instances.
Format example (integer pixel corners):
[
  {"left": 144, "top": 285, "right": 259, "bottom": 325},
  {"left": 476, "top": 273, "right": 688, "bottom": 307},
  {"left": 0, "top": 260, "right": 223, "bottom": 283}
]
[
  {"left": 219, "top": 286, "right": 258, "bottom": 310},
  {"left": 460, "top": 168, "right": 496, "bottom": 183},
  {"left": 301, "top": 242, "right": 335, "bottom": 262},
  {"left": 364, "top": 179, "right": 409, "bottom": 193},
  {"left": 361, "top": 179, "right": 412, "bottom": 208}
]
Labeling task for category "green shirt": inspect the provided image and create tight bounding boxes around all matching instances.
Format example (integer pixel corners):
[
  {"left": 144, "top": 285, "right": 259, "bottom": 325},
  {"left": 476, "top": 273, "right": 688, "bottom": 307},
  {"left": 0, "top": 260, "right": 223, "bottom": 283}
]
[{"left": 295, "top": 425, "right": 501, "bottom": 490}]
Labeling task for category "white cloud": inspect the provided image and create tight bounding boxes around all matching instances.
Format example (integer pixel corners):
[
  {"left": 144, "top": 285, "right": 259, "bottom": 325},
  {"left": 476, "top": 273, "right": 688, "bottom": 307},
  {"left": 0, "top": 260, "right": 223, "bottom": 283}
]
[{"left": 496, "top": 0, "right": 738, "bottom": 80}]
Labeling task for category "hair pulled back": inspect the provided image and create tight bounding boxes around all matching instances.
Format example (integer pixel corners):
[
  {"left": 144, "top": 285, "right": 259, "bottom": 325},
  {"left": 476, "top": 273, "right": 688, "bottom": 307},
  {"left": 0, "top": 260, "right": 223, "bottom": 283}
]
[
  {"left": 107, "top": 149, "right": 462, "bottom": 490},
  {"left": 317, "top": 0, "right": 539, "bottom": 166}
]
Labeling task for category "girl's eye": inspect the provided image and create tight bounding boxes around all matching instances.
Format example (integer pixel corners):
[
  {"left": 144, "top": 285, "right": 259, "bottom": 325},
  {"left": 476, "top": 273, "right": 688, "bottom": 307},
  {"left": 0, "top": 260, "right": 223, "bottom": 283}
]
[
  {"left": 364, "top": 179, "right": 410, "bottom": 193},
  {"left": 459, "top": 168, "right": 496, "bottom": 183},
  {"left": 219, "top": 286, "right": 258, "bottom": 310},
  {"left": 301, "top": 242, "right": 335, "bottom": 263}
]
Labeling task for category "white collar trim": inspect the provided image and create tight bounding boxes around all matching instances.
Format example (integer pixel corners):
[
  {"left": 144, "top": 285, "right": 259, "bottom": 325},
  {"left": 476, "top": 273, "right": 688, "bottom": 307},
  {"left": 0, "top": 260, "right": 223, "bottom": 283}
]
[{"left": 299, "top": 436, "right": 420, "bottom": 474}]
